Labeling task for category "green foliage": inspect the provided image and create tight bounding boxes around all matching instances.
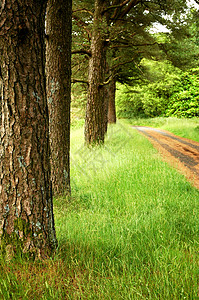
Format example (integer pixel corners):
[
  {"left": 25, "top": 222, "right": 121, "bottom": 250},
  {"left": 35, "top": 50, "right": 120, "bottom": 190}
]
[
  {"left": 71, "top": 85, "right": 87, "bottom": 122},
  {"left": 166, "top": 70, "right": 199, "bottom": 117},
  {"left": 116, "top": 60, "right": 182, "bottom": 118},
  {"left": 162, "top": 7, "right": 199, "bottom": 70},
  {"left": 116, "top": 60, "right": 199, "bottom": 119}
]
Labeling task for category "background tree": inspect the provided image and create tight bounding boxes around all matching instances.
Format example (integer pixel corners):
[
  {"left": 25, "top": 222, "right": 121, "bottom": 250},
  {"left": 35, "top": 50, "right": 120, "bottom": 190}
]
[
  {"left": 107, "top": 70, "right": 117, "bottom": 124},
  {"left": 73, "top": 0, "right": 190, "bottom": 145},
  {"left": 84, "top": 0, "right": 108, "bottom": 145},
  {"left": 115, "top": 3, "right": 199, "bottom": 119},
  {"left": 160, "top": 6, "right": 199, "bottom": 69},
  {"left": 0, "top": 79, "right": 2, "bottom": 126},
  {"left": 46, "top": 0, "right": 72, "bottom": 196},
  {"left": 0, "top": 0, "right": 57, "bottom": 259},
  {"left": 71, "top": 1, "right": 92, "bottom": 128}
]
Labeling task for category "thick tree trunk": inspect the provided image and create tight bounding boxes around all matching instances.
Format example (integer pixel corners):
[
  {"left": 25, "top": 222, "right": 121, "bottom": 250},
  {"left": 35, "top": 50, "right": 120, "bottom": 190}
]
[
  {"left": 85, "top": 0, "right": 108, "bottom": 145},
  {"left": 108, "top": 77, "right": 117, "bottom": 124},
  {"left": 0, "top": 1, "right": 57, "bottom": 259},
  {"left": 46, "top": 0, "right": 72, "bottom": 196}
]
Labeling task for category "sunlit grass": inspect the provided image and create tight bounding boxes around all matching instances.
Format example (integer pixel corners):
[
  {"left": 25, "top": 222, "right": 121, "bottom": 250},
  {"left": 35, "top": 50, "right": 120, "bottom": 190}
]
[{"left": 0, "top": 119, "right": 199, "bottom": 299}]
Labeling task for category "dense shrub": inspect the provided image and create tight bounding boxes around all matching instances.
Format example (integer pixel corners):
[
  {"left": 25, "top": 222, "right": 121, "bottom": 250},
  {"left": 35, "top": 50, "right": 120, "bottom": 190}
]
[
  {"left": 116, "top": 63, "right": 199, "bottom": 118},
  {"left": 166, "top": 71, "right": 199, "bottom": 117},
  {"left": 116, "top": 74, "right": 180, "bottom": 118}
]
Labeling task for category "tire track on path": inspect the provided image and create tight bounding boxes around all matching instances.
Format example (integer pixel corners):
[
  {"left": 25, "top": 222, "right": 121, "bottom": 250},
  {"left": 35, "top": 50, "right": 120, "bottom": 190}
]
[{"left": 133, "top": 126, "right": 199, "bottom": 189}]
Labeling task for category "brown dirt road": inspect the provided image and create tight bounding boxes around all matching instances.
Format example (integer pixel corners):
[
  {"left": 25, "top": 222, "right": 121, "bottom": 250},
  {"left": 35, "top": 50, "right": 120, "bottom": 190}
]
[{"left": 133, "top": 126, "right": 199, "bottom": 190}]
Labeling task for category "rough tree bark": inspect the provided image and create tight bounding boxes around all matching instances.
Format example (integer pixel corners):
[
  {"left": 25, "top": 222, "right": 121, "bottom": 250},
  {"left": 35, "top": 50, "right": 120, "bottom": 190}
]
[
  {"left": 0, "top": 0, "right": 57, "bottom": 259},
  {"left": 0, "top": 79, "right": 2, "bottom": 126},
  {"left": 46, "top": 0, "right": 72, "bottom": 196},
  {"left": 85, "top": 0, "right": 108, "bottom": 145},
  {"left": 104, "top": 85, "right": 109, "bottom": 134},
  {"left": 83, "top": 1, "right": 144, "bottom": 145},
  {"left": 108, "top": 76, "right": 117, "bottom": 124}
]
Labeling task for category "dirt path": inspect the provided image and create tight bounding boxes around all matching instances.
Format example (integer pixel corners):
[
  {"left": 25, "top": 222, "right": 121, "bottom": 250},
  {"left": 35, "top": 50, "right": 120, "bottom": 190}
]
[{"left": 133, "top": 126, "right": 199, "bottom": 190}]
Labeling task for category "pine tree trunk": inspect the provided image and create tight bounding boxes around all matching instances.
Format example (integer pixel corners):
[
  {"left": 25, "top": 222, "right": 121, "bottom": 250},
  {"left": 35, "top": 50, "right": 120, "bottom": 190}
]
[
  {"left": 104, "top": 85, "right": 109, "bottom": 133},
  {"left": 108, "top": 77, "right": 117, "bottom": 124},
  {"left": 85, "top": 0, "right": 107, "bottom": 145},
  {"left": 0, "top": 79, "right": 2, "bottom": 126},
  {"left": 46, "top": 0, "right": 72, "bottom": 196},
  {"left": 0, "top": 0, "right": 57, "bottom": 259}
]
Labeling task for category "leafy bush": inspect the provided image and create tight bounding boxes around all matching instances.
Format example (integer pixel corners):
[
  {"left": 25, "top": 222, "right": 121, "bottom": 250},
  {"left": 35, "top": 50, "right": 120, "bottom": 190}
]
[
  {"left": 116, "top": 84, "right": 144, "bottom": 118},
  {"left": 166, "top": 71, "right": 199, "bottom": 118},
  {"left": 116, "top": 67, "right": 181, "bottom": 118},
  {"left": 116, "top": 61, "right": 199, "bottom": 119}
]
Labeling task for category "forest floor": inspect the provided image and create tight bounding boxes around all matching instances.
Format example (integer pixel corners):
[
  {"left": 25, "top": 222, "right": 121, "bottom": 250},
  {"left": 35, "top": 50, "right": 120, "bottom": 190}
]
[{"left": 133, "top": 126, "right": 199, "bottom": 189}]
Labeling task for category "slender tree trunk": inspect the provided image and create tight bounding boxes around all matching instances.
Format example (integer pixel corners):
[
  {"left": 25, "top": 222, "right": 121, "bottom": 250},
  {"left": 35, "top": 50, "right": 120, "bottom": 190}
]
[
  {"left": 46, "top": 0, "right": 72, "bottom": 196},
  {"left": 0, "top": 0, "right": 57, "bottom": 259},
  {"left": 85, "top": 0, "right": 108, "bottom": 145},
  {"left": 0, "top": 79, "right": 2, "bottom": 126},
  {"left": 108, "top": 76, "right": 117, "bottom": 124},
  {"left": 104, "top": 85, "right": 109, "bottom": 133}
]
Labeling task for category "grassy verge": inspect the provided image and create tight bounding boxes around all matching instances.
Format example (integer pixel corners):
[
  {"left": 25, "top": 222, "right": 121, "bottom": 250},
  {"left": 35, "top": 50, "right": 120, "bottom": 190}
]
[
  {"left": 124, "top": 117, "right": 199, "bottom": 142},
  {"left": 0, "top": 120, "right": 199, "bottom": 299}
]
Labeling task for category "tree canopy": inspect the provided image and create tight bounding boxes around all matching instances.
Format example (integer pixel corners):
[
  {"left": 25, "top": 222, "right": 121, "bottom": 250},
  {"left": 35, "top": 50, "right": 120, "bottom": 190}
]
[{"left": 71, "top": 0, "right": 199, "bottom": 132}]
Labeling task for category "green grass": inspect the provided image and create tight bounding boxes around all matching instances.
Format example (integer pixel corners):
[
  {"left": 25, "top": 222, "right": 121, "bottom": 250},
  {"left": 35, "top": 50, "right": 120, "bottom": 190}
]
[
  {"left": 0, "top": 119, "right": 199, "bottom": 299},
  {"left": 124, "top": 116, "right": 199, "bottom": 142}
]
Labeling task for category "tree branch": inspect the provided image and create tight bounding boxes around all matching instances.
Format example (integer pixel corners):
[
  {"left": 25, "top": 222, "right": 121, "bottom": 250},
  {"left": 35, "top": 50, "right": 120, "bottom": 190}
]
[
  {"left": 99, "top": 56, "right": 144, "bottom": 87},
  {"left": 72, "top": 8, "right": 93, "bottom": 16},
  {"left": 103, "top": 0, "right": 141, "bottom": 21},
  {"left": 73, "top": 14, "right": 91, "bottom": 41},
  {"left": 111, "top": 56, "right": 142, "bottom": 70},
  {"left": 102, "top": 0, "right": 130, "bottom": 15},
  {"left": 110, "top": 41, "right": 160, "bottom": 49},
  {"left": 119, "top": 0, "right": 140, "bottom": 19},
  {"left": 72, "top": 49, "right": 91, "bottom": 57},
  {"left": 72, "top": 79, "right": 89, "bottom": 85},
  {"left": 99, "top": 74, "right": 114, "bottom": 87}
]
